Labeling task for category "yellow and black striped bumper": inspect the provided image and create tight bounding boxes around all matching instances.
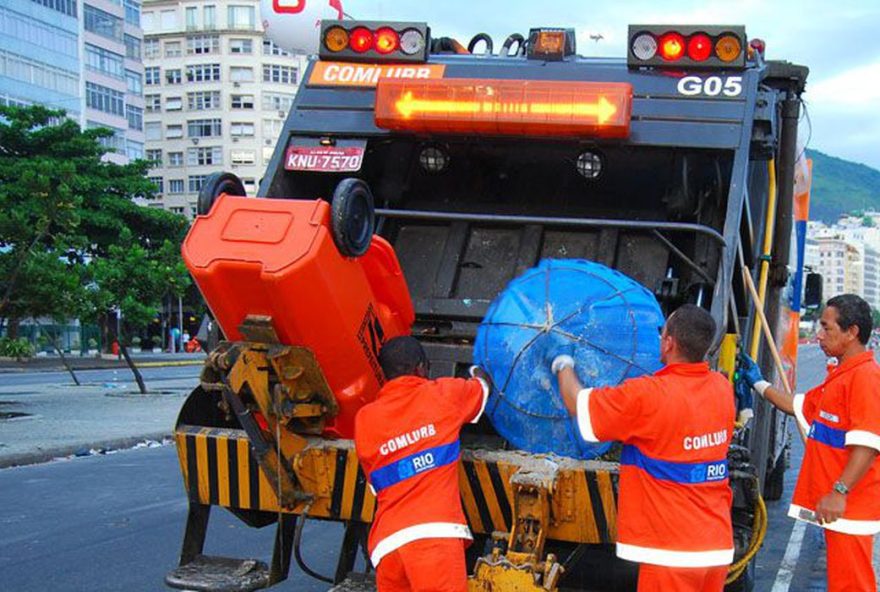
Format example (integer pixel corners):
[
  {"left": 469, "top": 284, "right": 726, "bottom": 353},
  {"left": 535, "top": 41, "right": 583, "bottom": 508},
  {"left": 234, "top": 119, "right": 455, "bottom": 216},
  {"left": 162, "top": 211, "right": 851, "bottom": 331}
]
[{"left": 175, "top": 426, "right": 618, "bottom": 544}]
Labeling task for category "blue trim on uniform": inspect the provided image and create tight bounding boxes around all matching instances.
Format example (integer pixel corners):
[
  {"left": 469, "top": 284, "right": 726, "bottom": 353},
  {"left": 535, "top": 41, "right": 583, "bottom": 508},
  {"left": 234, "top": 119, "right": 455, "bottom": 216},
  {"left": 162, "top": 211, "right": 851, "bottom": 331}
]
[
  {"left": 620, "top": 445, "right": 728, "bottom": 484},
  {"left": 369, "top": 441, "right": 460, "bottom": 493},
  {"left": 809, "top": 421, "right": 846, "bottom": 449}
]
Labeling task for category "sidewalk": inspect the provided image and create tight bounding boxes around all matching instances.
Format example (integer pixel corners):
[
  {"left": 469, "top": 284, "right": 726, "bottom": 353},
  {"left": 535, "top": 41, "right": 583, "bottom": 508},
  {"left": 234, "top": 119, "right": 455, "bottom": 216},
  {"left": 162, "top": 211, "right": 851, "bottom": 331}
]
[
  {"left": 0, "top": 351, "right": 206, "bottom": 373},
  {"left": 0, "top": 374, "right": 198, "bottom": 469}
]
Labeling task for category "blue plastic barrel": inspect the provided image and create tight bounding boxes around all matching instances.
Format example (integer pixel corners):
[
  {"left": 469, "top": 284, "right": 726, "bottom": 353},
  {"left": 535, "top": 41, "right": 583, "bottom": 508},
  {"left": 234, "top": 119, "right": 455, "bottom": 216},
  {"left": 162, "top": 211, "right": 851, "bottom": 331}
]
[{"left": 474, "top": 259, "right": 664, "bottom": 459}]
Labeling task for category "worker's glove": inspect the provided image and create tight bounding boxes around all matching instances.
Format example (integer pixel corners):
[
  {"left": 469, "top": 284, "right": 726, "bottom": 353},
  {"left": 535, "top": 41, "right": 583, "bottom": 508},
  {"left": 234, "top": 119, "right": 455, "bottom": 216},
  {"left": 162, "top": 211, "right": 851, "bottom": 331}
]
[
  {"left": 736, "top": 354, "right": 770, "bottom": 396},
  {"left": 546, "top": 340, "right": 576, "bottom": 374}
]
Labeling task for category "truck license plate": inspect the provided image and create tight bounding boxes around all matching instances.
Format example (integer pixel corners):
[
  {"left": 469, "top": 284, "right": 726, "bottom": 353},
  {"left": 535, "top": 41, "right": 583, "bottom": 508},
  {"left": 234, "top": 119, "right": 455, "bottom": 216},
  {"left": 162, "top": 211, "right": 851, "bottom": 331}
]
[{"left": 284, "top": 146, "right": 364, "bottom": 172}]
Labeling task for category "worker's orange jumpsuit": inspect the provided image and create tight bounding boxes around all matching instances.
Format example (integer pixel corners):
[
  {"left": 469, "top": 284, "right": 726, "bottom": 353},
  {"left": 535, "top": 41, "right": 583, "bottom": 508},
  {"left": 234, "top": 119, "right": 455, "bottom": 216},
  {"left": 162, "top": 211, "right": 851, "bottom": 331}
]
[
  {"left": 789, "top": 350, "right": 880, "bottom": 592},
  {"left": 354, "top": 375, "right": 488, "bottom": 592},
  {"left": 577, "top": 362, "right": 735, "bottom": 592}
]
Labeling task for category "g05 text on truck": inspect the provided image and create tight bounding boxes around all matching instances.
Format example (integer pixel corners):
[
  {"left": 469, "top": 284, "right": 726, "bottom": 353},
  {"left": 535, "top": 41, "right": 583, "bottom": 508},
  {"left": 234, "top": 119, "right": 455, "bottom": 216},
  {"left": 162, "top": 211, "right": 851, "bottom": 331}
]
[{"left": 167, "top": 22, "right": 815, "bottom": 592}]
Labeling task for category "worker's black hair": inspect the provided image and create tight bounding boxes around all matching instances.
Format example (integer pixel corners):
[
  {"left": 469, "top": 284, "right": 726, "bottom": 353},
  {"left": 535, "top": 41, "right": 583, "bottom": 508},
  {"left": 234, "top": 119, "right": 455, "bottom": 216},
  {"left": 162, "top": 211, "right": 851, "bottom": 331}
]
[
  {"left": 378, "top": 336, "right": 429, "bottom": 380},
  {"left": 665, "top": 304, "right": 716, "bottom": 362},
  {"left": 826, "top": 294, "right": 872, "bottom": 345}
]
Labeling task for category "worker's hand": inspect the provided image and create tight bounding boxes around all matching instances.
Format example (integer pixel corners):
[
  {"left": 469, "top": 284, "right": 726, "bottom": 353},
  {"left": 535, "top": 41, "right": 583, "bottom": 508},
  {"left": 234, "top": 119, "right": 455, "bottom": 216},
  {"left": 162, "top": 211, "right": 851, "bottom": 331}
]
[
  {"left": 546, "top": 339, "right": 576, "bottom": 374},
  {"left": 736, "top": 354, "right": 764, "bottom": 388},
  {"left": 815, "top": 491, "right": 846, "bottom": 525}
]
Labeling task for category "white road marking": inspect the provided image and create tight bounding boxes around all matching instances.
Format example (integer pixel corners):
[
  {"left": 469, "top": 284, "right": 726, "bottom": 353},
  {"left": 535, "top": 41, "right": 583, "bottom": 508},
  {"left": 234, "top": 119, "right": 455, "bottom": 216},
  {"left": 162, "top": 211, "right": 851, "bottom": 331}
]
[{"left": 771, "top": 519, "right": 807, "bottom": 592}]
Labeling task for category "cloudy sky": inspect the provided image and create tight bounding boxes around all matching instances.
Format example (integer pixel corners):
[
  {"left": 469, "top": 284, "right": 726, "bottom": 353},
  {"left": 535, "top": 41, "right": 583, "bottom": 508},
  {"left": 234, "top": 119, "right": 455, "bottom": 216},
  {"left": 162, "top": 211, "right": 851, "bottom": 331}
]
[{"left": 340, "top": 0, "right": 880, "bottom": 170}]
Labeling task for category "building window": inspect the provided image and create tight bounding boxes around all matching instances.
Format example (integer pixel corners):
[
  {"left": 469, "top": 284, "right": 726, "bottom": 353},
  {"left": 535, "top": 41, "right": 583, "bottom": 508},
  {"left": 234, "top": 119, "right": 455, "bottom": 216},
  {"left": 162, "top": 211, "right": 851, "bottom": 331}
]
[
  {"left": 84, "top": 5, "right": 123, "bottom": 42},
  {"left": 144, "top": 39, "right": 160, "bottom": 59},
  {"left": 145, "top": 66, "right": 160, "bottom": 85},
  {"left": 124, "top": 34, "right": 141, "bottom": 60},
  {"left": 227, "top": 5, "right": 255, "bottom": 30},
  {"left": 188, "top": 118, "right": 222, "bottom": 137},
  {"left": 170, "top": 206, "right": 185, "bottom": 214},
  {"left": 0, "top": 50, "right": 78, "bottom": 96},
  {"left": 231, "top": 94, "right": 254, "bottom": 109},
  {"left": 148, "top": 176, "right": 163, "bottom": 193},
  {"left": 146, "top": 148, "right": 162, "bottom": 162},
  {"left": 185, "top": 6, "right": 198, "bottom": 30},
  {"left": 166, "top": 96, "right": 183, "bottom": 111},
  {"left": 263, "top": 64, "right": 297, "bottom": 84},
  {"left": 145, "top": 94, "right": 161, "bottom": 112},
  {"left": 230, "top": 66, "right": 254, "bottom": 82},
  {"left": 164, "top": 41, "right": 182, "bottom": 57},
  {"left": 166, "top": 125, "right": 183, "bottom": 139},
  {"left": 28, "top": 0, "right": 77, "bottom": 18},
  {"left": 188, "top": 35, "right": 219, "bottom": 55},
  {"left": 145, "top": 121, "right": 161, "bottom": 140},
  {"left": 166, "top": 69, "right": 182, "bottom": 85},
  {"left": 262, "top": 92, "right": 294, "bottom": 112},
  {"left": 186, "top": 63, "right": 221, "bottom": 82},
  {"left": 86, "top": 82, "right": 125, "bottom": 116},
  {"left": 1, "top": 7, "right": 79, "bottom": 56},
  {"left": 204, "top": 5, "right": 216, "bottom": 29},
  {"left": 242, "top": 178, "right": 257, "bottom": 192},
  {"left": 188, "top": 175, "right": 209, "bottom": 192},
  {"left": 126, "top": 105, "right": 143, "bottom": 130},
  {"left": 169, "top": 179, "right": 185, "bottom": 194},
  {"left": 188, "top": 146, "right": 222, "bottom": 166},
  {"left": 263, "top": 39, "right": 291, "bottom": 56},
  {"left": 125, "top": 70, "right": 142, "bottom": 96},
  {"left": 84, "top": 44, "right": 124, "bottom": 79},
  {"left": 160, "top": 9, "right": 177, "bottom": 30},
  {"left": 187, "top": 91, "right": 221, "bottom": 110},
  {"left": 168, "top": 151, "right": 184, "bottom": 166},
  {"left": 229, "top": 38, "right": 253, "bottom": 54},
  {"left": 124, "top": 0, "right": 140, "bottom": 27},
  {"left": 231, "top": 150, "right": 256, "bottom": 165},
  {"left": 230, "top": 121, "right": 255, "bottom": 137},
  {"left": 126, "top": 139, "right": 144, "bottom": 160},
  {"left": 263, "top": 118, "right": 283, "bottom": 137}
]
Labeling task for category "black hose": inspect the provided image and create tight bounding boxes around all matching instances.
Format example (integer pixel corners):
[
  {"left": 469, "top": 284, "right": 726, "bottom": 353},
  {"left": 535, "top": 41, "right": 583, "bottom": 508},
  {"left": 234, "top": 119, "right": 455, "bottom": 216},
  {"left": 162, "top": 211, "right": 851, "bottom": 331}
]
[{"left": 294, "top": 509, "right": 334, "bottom": 583}]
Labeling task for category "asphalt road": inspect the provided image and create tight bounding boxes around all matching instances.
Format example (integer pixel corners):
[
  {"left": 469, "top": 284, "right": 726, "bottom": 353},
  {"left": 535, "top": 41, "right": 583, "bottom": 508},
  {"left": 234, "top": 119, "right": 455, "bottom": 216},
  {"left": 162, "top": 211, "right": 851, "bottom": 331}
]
[
  {"left": 1, "top": 344, "right": 877, "bottom": 592},
  {"left": 0, "top": 364, "right": 201, "bottom": 388}
]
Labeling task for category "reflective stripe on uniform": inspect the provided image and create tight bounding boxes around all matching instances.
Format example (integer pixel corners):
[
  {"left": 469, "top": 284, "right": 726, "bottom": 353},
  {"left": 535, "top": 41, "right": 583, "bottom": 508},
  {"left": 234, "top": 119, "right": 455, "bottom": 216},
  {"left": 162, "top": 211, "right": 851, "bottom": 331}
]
[
  {"left": 616, "top": 542, "right": 735, "bottom": 567},
  {"left": 370, "top": 521, "right": 472, "bottom": 567},
  {"left": 370, "top": 441, "right": 460, "bottom": 493},
  {"left": 845, "top": 430, "right": 880, "bottom": 452},
  {"left": 577, "top": 388, "right": 599, "bottom": 442},
  {"left": 809, "top": 421, "right": 846, "bottom": 449},
  {"left": 792, "top": 393, "right": 810, "bottom": 434},
  {"left": 620, "top": 445, "right": 728, "bottom": 484},
  {"left": 788, "top": 504, "right": 880, "bottom": 535},
  {"left": 469, "top": 377, "right": 490, "bottom": 424}
]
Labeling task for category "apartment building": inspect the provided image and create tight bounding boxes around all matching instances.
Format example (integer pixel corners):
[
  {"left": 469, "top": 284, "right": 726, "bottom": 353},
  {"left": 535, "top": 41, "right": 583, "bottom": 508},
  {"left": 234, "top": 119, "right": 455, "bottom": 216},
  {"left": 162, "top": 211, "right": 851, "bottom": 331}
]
[
  {"left": 0, "top": 0, "right": 145, "bottom": 164},
  {"left": 141, "top": 0, "right": 307, "bottom": 217},
  {"left": 813, "top": 236, "right": 863, "bottom": 301}
]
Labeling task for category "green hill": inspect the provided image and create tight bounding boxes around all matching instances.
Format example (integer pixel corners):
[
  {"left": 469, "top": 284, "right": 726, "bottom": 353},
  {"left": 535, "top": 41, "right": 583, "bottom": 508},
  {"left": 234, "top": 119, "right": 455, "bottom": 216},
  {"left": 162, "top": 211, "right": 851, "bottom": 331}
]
[{"left": 806, "top": 149, "right": 880, "bottom": 223}]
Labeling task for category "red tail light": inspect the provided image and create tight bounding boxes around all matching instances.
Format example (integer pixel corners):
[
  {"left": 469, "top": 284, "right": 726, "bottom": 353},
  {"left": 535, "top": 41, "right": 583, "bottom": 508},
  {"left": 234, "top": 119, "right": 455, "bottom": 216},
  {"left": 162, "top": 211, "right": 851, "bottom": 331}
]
[
  {"left": 349, "top": 27, "right": 374, "bottom": 53},
  {"left": 687, "top": 33, "right": 712, "bottom": 61},
  {"left": 658, "top": 32, "right": 685, "bottom": 61},
  {"left": 374, "top": 27, "right": 400, "bottom": 54}
]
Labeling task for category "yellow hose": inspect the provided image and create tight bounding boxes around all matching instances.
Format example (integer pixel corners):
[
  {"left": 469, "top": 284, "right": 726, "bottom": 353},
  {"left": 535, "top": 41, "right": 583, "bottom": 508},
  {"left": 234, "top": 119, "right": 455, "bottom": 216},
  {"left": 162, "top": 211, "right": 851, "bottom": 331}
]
[
  {"left": 726, "top": 477, "right": 768, "bottom": 584},
  {"left": 748, "top": 160, "right": 777, "bottom": 358}
]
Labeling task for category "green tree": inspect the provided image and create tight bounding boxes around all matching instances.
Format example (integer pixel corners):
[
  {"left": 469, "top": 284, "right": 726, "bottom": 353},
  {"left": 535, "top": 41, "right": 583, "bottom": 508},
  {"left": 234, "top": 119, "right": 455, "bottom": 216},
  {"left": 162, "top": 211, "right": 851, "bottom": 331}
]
[{"left": 0, "top": 105, "right": 189, "bottom": 392}]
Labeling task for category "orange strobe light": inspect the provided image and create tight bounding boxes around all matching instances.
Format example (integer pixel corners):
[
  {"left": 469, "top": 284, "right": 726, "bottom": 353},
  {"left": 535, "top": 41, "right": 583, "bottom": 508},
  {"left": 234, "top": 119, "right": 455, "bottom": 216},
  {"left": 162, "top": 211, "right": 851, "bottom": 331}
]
[{"left": 375, "top": 79, "right": 632, "bottom": 138}]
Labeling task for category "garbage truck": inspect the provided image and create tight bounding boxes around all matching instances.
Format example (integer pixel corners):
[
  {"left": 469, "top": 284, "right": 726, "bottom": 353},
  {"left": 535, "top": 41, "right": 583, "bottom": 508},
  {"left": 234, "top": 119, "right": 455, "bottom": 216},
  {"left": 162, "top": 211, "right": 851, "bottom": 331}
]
[{"left": 166, "top": 21, "right": 817, "bottom": 592}]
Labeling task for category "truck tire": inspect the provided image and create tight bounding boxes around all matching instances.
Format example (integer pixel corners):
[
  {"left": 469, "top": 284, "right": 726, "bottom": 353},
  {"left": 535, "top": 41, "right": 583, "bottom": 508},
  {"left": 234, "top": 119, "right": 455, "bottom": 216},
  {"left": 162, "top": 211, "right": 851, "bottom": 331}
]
[
  {"left": 331, "top": 178, "right": 375, "bottom": 258},
  {"left": 197, "top": 172, "right": 246, "bottom": 216}
]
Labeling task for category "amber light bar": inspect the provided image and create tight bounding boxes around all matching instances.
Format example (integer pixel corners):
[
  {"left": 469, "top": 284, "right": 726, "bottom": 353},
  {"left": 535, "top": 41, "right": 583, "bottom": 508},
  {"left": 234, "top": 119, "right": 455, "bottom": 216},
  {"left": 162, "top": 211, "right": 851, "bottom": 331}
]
[{"left": 375, "top": 78, "right": 633, "bottom": 138}]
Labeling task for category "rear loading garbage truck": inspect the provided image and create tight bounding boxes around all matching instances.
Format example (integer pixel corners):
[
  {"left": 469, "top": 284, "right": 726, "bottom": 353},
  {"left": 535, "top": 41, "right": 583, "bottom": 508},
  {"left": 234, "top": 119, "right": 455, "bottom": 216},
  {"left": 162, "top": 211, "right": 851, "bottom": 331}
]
[{"left": 166, "top": 22, "right": 814, "bottom": 592}]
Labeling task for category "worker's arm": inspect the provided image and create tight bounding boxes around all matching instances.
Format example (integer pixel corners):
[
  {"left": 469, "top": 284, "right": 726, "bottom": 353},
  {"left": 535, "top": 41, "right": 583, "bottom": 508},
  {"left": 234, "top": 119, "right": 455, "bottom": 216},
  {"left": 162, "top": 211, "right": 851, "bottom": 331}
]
[
  {"left": 555, "top": 365, "right": 583, "bottom": 417},
  {"left": 738, "top": 354, "right": 795, "bottom": 416},
  {"left": 815, "top": 445, "right": 879, "bottom": 524}
]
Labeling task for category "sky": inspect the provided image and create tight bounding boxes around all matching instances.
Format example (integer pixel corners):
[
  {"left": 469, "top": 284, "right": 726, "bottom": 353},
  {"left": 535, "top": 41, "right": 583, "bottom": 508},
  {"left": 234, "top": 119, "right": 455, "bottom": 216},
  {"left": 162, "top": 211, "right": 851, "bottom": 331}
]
[{"left": 339, "top": 0, "right": 880, "bottom": 170}]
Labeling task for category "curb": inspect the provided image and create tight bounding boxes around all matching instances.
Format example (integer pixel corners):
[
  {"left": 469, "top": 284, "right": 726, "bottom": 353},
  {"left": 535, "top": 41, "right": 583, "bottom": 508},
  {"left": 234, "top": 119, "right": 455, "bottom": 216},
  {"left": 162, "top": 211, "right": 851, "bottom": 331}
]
[
  {"left": 0, "top": 360, "right": 204, "bottom": 373},
  {"left": 0, "top": 431, "right": 174, "bottom": 469},
  {"left": 134, "top": 360, "right": 204, "bottom": 368}
]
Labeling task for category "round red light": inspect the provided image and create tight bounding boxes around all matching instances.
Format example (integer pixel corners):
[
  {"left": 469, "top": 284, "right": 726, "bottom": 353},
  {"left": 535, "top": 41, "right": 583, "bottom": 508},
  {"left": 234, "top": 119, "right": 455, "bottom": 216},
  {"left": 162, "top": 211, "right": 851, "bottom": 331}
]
[
  {"left": 658, "top": 32, "right": 685, "bottom": 61},
  {"left": 349, "top": 27, "right": 374, "bottom": 53},
  {"left": 687, "top": 33, "right": 712, "bottom": 61},
  {"left": 374, "top": 27, "right": 400, "bottom": 55}
]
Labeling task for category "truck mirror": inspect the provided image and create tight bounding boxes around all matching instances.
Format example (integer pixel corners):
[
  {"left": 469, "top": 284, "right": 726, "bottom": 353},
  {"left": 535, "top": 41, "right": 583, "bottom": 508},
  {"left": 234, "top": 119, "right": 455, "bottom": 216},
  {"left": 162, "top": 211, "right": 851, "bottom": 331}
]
[{"left": 804, "top": 272, "right": 823, "bottom": 309}]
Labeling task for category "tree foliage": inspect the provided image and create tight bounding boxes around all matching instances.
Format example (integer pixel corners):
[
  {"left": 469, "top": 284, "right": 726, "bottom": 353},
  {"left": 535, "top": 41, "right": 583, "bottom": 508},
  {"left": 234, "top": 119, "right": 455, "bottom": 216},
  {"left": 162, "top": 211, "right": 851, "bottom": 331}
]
[{"left": 0, "top": 105, "right": 190, "bottom": 342}]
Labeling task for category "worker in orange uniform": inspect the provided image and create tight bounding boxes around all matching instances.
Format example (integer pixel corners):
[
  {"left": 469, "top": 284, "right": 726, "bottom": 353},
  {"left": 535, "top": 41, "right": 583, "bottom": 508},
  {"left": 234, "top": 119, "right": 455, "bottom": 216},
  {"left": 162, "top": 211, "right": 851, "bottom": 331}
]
[
  {"left": 354, "top": 336, "right": 491, "bottom": 591},
  {"left": 549, "top": 304, "right": 734, "bottom": 592},
  {"left": 740, "top": 294, "right": 880, "bottom": 592}
]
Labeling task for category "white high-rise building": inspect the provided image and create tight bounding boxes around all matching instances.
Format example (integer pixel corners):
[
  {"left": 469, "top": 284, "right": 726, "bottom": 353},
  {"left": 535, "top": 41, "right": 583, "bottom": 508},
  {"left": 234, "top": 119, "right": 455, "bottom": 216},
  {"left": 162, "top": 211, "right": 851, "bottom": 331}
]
[{"left": 141, "top": 0, "right": 307, "bottom": 217}]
